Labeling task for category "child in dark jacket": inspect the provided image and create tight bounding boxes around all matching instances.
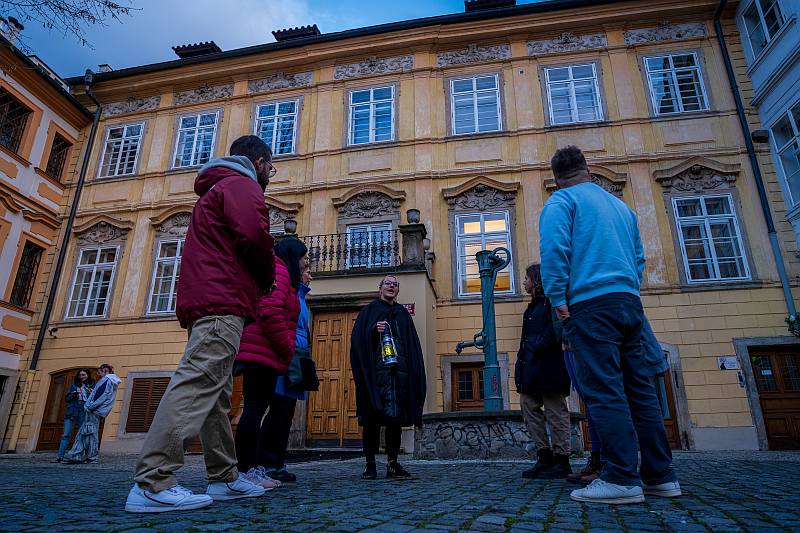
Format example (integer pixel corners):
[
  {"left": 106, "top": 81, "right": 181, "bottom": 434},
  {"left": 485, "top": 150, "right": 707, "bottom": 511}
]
[{"left": 515, "top": 264, "right": 572, "bottom": 479}]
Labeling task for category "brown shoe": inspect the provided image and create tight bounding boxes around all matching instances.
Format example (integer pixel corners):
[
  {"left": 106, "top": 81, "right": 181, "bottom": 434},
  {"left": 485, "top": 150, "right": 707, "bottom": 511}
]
[{"left": 567, "top": 452, "right": 602, "bottom": 484}]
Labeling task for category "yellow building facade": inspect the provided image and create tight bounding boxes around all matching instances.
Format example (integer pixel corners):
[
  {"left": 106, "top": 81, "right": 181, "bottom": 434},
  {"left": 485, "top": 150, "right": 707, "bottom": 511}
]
[{"left": 4, "top": 0, "right": 800, "bottom": 454}]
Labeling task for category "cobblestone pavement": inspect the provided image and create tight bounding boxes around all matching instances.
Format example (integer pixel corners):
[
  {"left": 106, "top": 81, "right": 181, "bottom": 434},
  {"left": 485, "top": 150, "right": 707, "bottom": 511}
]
[{"left": 1, "top": 451, "right": 798, "bottom": 532}]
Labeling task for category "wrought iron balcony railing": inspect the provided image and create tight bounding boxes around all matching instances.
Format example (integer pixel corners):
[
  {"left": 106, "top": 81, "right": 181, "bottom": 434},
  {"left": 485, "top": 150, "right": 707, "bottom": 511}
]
[{"left": 300, "top": 230, "right": 401, "bottom": 275}]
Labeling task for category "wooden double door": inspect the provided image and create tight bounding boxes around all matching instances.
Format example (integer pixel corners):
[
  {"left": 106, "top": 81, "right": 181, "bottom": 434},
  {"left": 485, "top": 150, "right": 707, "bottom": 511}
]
[
  {"left": 749, "top": 346, "right": 800, "bottom": 450},
  {"left": 37, "top": 368, "right": 105, "bottom": 451},
  {"left": 306, "top": 310, "right": 362, "bottom": 447}
]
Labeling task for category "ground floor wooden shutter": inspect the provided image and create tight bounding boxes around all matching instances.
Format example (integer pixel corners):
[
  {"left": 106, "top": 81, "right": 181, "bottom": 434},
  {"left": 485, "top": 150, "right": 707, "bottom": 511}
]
[{"left": 125, "top": 377, "right": 171, "bottom": 433}]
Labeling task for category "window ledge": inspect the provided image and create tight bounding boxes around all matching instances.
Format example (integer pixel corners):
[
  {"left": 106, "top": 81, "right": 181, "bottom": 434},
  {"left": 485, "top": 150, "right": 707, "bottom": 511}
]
[
  {"left": 444, "top": 130, "right": 507, "bottom": 142},
  {"left": 543, "top": 120, "right": 609, "bottom": 132},
  {"left": 92, "top": 173, "right": 140, "bottom": 184},
  {"left": 33, "top": 167, "right": 64, "bottom": 188},
  {"left": 0, "top": 144, "right": 32, "bottom": 167},
  {"left": 745, "top": 15, "right": 797, "bottom": 77},
  {"left": 679, "top": 280, "right": 763, "bottom": 292},
  {"left": 0, "top": 299, "right": 33, "bottom": 316},
  {"left": 649, "top": 109, "right": 716, "bottom": 122},
  {"left": 341, "top": 140, "right": 399, "bottom": 153},
  {"left": 165, "top": 166, "right": 201, "bottom": 176}
]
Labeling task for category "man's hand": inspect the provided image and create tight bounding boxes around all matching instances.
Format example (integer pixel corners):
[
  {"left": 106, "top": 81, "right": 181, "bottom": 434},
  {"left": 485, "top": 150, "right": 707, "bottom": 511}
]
[
  {"left": 376, "top": 320, "right": 388, "bottom": 333},
  {"left": 555, "top": 304, "right": 570, "bottom": 321}
]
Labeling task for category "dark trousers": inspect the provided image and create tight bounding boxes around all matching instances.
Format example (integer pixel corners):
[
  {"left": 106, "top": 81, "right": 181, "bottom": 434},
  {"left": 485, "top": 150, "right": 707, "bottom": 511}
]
[
  {"left": 563, "top": 293, "right": 676, "bottom": 487},
  {"left": 362, "top": 421, "right": 401, "bottom": 463},
  {"left": 235, "top": 366, "right": 278, "bottom": 472},
  {"left": 260, "top": 393, "right": 298, "bottom": 470}
]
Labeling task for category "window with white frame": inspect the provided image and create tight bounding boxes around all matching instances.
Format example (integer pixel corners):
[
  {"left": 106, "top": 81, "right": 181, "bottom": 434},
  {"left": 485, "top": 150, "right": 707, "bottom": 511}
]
[
  {"left": 173, "top": 112, "right": 218, "bottom": 168},
  {"left": 544, "top": 64, "right": 603, "bottom": 125},
  {"left": 451, "top": 75, "right": 502, "bottom": 135},
  {"left": 66, "top": 246, "right": 119, "bottom": 319},
  {"left": 771, "top": 101, "right": 800, "bottom": 206},
  {"left": 255, "top": 100, "right": 298, "bottom": 155},
  {"left": 98, "top": 123, "right": 143, "bottom": 178},
  {"left": 673, "top": 195, "right": 750, "bottom": 283},
  {"left": 644, "top": 53, "right": 709, "bottom": 115},
  {"left": 346, "top": 223, "right": 393, "bottom": 268},
  {"left": 349, "top": 87, "right": 394, "bottom": 145},
  {"left": 741, "top": 0, "right": 786, "bottom": 58},
  {"left": 147, "top": 239, "right": 184, "bottom": 314},
  {"left": 455, "top": 211, "right": 514, "bottom": 296}
]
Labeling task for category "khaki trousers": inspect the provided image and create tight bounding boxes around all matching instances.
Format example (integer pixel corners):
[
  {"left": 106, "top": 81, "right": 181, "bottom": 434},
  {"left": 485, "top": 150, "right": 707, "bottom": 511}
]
[
  {"left": 520, "top": 391, "right": 571, "bottom": 455},
  {"left": 134, "top": 315, "right": 245, "bottom": 492}
]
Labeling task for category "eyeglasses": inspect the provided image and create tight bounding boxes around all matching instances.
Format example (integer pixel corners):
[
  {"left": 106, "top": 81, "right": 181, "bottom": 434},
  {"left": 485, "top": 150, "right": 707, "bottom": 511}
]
[
  {"left": 266, "top": 160, "right": 277, "bottom": 178},
  {"left": 382, "top": 281, "right": 399, "bottom": 287}
]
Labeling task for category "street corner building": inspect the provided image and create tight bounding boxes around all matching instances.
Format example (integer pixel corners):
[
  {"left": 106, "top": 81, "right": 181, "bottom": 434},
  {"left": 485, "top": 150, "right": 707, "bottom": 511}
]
[{"left": 1, "top": 0, "right": 799, "bottom": 458}]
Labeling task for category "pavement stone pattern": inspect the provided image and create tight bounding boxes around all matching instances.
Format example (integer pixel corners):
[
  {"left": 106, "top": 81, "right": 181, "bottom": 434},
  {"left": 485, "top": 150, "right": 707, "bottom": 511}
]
[{"left": 0, "top": 451, "right": 798, "bottom": 532}]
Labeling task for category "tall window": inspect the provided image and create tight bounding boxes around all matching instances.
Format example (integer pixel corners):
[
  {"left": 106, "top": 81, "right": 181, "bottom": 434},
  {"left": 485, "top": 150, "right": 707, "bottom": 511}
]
[
  {"left": 66, "top": 247, "right": 118, "bottom": 319},
  {"left": 741, "top": 0, "right": 786, "bottom": 58},
  {"left": 771, "top": 101, "right": 800, "bottom": 206},
  {"left": 255, "top": 100, "right": 298, "bottom": 155},
  {"left": 173, "top": 112, "right": 218, "bottom": 168},
  {"left": 645, "top": 53, "right": 709, "bottom": 115},
  {"left": 9, "top": 241, "right": 44, "bottom": 308},
  {"left": 45, "top": 133, "right": 72, "bottom": 180},
  {"left": 346, "top": 223, "right": 393, "bottom": 268},
  {"left": 673, "top": 195, "right": 750, "bottom": 283},
  {"left": 450, "top": 75, "right": 502, "bottom": 135},
  {"left": 98, "top": 123, "right": 143, "bottom": 178},
  {"left": 148, "top": 239, "right": 184, "bottom": 314},
  {"left": 349, "top": 87, "right": 394, "bottom": 145},
  {"left": 455, "top": 211, "right": 513, "bottom": 296},
  {"left": 545, "top": 64, "right": 602, "bottom": 126},
  {"left": 0, "top": 88, "right": 33, "bottom": 153}
]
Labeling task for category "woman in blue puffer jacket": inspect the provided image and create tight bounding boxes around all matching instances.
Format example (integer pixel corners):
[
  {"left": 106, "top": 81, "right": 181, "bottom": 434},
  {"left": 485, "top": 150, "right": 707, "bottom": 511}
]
[{"left": 54, "top": 368, "right": 95, "bottom": 462}]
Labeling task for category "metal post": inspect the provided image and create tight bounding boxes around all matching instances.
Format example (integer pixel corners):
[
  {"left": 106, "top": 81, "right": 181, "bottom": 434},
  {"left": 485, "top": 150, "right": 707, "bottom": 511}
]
[{"left": 455, "top": 247, "right": 510, "bottom": 412}]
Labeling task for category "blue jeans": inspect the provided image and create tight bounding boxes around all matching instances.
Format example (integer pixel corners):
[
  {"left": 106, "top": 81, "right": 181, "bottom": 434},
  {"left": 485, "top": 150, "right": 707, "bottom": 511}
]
[
  {"left": 57, "top": 412, "right": 83, "bottom": 459},
  {"left": 563, "top": 350, "right": 601, "bottom": 454},
  {"left": 563, "top": 293, "right": 676, "bottom": 487}
]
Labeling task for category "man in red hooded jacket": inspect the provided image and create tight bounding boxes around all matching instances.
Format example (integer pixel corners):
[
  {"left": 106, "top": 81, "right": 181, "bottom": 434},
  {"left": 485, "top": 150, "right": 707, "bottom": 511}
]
[{"left": 126, "top": 136, "right": 276, "bottom": 513}]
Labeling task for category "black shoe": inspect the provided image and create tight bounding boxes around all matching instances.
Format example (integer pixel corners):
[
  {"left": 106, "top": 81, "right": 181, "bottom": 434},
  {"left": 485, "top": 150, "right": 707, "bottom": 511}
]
[
  {"left": 386, "top": 461, "right": 413, "bottom": 479},
  {"left": 266, "top": 468, "right": 296, "bottom": 483},
  {"left": 522, "top": 448, "right": 554, "bottom": 479},
  {"left": 362, "top": 462, "right": 377, "bottom": 480},
  {"left": 538, "top": 453, "right": 572, "bottom": 479},
  {"left": 52, "top": 457, "right": 63, "bottom": 463}
]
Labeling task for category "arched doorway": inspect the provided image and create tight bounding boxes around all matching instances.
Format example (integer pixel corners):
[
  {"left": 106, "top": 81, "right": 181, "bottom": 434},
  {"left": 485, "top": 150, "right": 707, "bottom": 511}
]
[{"left": 37, "top": 368, "right": 104, "bottom": 451}]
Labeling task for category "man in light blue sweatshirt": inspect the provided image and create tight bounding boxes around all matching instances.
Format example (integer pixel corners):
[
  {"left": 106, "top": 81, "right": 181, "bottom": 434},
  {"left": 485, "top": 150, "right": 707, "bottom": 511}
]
[{"left": 539, "top": 146, "right": 679, "bottom": 505}]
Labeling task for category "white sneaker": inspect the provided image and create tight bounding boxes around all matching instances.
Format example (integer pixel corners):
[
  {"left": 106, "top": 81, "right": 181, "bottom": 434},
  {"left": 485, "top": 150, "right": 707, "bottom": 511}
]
[
  {"left": 643, "top": 480, "right": 682, "bottom": 497},
  {"left": 570, "top": 479, "right": 645, "bottom": 505},
  {"left": 206, "top": 474, "right": 266, "bottom": 501},
  {"left": 251, "top": 466, "right": 282, "bottom": 489},
  {"left": 125, "top": 484, "right": 213, "bottom": 513}
]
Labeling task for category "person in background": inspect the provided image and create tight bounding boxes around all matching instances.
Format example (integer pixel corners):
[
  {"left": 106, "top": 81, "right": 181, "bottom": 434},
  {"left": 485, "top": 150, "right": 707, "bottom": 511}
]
[
  {"left": 54, "top": 368, "right": 95, "bottom": 463},
  {"left": 540, "top": 145, "right": 679, "bottom": 505},
  {"left": 126, "top": 135, "right": 276, "bottom": 513},
  {"left": 259, "top": 264, "right": 314, "bottom": 483},
  {"left": 515, "top": 264, "right": 572, "bottom": 480},
  {"left": 350, "top": 275, "right": 426, "bottom": 481},
  {"left": 64, "top": 364, "right": 120, "bottom": 464},
  {"left": 235, "top": 238, "right": 307, "bottom": 489}
]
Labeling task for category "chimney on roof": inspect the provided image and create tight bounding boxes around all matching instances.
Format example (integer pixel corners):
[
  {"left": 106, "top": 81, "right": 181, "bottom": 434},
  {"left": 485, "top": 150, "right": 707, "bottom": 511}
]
[
  {"left": 464, "top": 0, "right": 516, "bottom": 12},
  {"left": 98, "top": 64, "right": 113, "bottom": 73},
  {"left": 272, "top": 24, "right": 320, "bottom": 42},
  {"left": 172, "top": 41, "right": 222, "bottom": 59},
  {"left": 0, "top": 16, "right": 24, "bottom": 44}
]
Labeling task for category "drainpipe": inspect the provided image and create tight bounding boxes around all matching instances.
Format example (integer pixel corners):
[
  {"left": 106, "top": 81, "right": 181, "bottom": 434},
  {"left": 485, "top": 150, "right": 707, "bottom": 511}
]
[
  {"left": 29, "top": 70, "right": 102, "bottom": 370},
  {"left": 713, "top": 0, "right": 797, "bottom": 320}
]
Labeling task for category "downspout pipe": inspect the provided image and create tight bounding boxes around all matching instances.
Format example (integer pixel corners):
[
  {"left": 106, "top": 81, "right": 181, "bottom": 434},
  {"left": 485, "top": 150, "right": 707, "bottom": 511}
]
[
  {"left": 714, "top": 0, "right": 797, "bottom": 320},
  {"left": 29, "top": 70, "right": 102, "bottom": 370}
]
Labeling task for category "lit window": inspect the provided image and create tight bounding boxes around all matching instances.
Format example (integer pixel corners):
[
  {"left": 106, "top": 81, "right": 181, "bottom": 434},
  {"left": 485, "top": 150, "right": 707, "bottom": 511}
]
[
  {"left": 645, "top": 53, "right": 709, "bottom": 115},
  {"left": 147, "top": 239, "right": 184, "bottom": 314},
  {"left": 173, "top": 112, "right": 218, "bottom": 168},
  {"left": 451, "top": 75, "right": 502, "bottom": 135},
  {"left": 98, "top": 123, "right": 143, "bottom": 178},
  {"left": 673, "top": 195, "right": 750, "bottom": 283},
  {"left": 544, "top": 64, "right": 602, "bottom": 125},
  {"left": 255, "top": 100, "right": 298, "bottom": 155},
  {"left": 741, "top": 0, "right": 786, "bottom": 58},
  {"left": 0, "top": 88, "right": 33, "bottom": 153},
  {"left": 455, "top": 211, "right": 514, "bottom": 296},
  {"left": 771, "top": 101, "right": 800, "bottom": 206},
  {"left": 66, "top": 247, "right": 119, "bottom": 319},
  {"left": 349, "top": 87, "right": 394, "bottom": 145}
]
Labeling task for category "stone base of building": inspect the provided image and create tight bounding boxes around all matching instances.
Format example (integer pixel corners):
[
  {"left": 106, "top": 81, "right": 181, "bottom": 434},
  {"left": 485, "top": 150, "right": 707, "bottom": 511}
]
[
  {"left": 692, "top": 426, "right": 759, "bottom": 450},
  {"left": 414, "top": 410, "right": 584, "bottom": 460}
]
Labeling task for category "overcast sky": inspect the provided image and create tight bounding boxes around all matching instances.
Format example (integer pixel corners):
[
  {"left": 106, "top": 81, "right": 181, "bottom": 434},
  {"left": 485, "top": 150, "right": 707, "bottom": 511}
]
[{"left": 20, "top": 0, "right": 543, "bottom": 78}]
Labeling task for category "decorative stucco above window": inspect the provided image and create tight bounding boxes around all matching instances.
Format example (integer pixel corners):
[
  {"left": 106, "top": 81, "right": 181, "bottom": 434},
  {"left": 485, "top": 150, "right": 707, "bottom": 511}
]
[
  {"left": 653, "top": 157, "right": 740, "bottom": 193},
  {"left": 332, "top": 184, "right": 406, "bottom": 230},
  {"left": 266, "top": 195, "right": 301, "bottom": 235}
]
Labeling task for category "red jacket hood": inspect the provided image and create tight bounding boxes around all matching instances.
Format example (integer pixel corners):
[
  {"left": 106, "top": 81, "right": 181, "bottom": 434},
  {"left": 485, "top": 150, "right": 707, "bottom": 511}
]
[{"left": 194, "top": 156, "right": 260, "bottom": 196}]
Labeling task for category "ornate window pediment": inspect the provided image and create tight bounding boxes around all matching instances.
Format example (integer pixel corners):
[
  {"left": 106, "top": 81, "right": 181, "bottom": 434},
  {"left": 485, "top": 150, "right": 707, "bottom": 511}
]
[
  {"left": 654, "top": 157, "right": 740, "bottom": 193},
  {"left": 333, "top": 185, "right": 405, "bottom": 220},
  {"left": 73, "top": 216, "right": 133, "bottom": 245},
  {"left": 544, "top": 166, "right": 628, "bottom": 198},
  {"left": 150, "top": 208, "right": 192, "bottom": 238},
  {"left": 266, "top": 195, "right": 302, "bottom": 233},
  {"left": 442, "top": 176, "right": 519, "bottom": 211}
]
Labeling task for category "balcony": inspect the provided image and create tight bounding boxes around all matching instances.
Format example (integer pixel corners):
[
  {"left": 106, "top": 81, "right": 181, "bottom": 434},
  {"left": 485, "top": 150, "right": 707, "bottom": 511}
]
[{"left": 300, "top": 230, "right": 402, "bottom": 276}]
